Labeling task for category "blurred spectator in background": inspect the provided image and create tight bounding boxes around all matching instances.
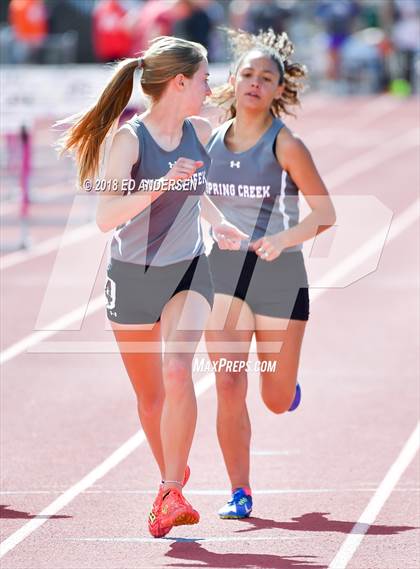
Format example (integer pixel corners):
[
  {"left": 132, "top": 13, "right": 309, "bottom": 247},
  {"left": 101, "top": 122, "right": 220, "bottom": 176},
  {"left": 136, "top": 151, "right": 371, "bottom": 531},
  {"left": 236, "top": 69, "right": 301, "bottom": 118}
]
[
  {"left": 47, "top": 0, "right": 94, "bottom": 63},
  {"left": 201, "top": 0, "right": 225, "bottom": 61},
  {"left": 126, "top": 0, "right": 223, "bottom": 61},
  {"left": 8, "top": 0, "right": 47, "bottom": 62},
  {"left": 128, "top": 0, "right": 190, "bottom": 56},
  {"left": 93, "top": 0, "right": 131, "bottom": 62},
  {"left": 340, "top": 25, "right": 391, "bottom": 93},
  {"left": 391, "top": 0, "right": 420, "bottom": 91},
  {"left": 335, "top": 1, "right": 393, "bottom": 94},
  {"left": 228, "top": 0, "right": 251, "bottom": 30},
  {"left": 173, "top": 0, "right": 212, "bottom": 54},
  {"left": 245, "top": 0, "right": 292, "bottom": 35},
  {"left": 2, "top": 0, "right": 417, "bottom": 95},
  {"left": 316, "top": 0, "right": 360, "bottom": 80}
]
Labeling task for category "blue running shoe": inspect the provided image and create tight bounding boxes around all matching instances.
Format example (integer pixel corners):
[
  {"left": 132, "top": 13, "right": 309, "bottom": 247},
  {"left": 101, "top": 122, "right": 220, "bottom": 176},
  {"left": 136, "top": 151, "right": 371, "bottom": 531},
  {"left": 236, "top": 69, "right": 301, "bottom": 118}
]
[
  {"left": 218, "top": 488, "right": 253, "bottom": 519},
  {"left": 288, "top": 382, "right": 301, "bottom": 412}
]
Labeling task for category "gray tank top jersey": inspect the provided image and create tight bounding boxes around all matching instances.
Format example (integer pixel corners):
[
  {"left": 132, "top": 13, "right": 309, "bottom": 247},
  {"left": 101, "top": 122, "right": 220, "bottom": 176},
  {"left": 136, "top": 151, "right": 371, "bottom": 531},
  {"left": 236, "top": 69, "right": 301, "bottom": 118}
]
[
  {"left": 110, "top": 117, "right": 211, "bottom": 266},
  {"left": 206, "top": 117, "right": 302, "bottom": 252}
]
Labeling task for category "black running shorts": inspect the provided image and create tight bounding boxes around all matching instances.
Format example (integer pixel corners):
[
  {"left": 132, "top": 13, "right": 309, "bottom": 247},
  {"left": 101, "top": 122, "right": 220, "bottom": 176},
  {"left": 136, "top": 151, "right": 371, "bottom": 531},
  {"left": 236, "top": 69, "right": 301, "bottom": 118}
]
[
  {"left": 105, "top": 254, "right": 214, "bottom": 324},
  {"left": 207, "top": 247, "right": 309, "bottom": 321}
]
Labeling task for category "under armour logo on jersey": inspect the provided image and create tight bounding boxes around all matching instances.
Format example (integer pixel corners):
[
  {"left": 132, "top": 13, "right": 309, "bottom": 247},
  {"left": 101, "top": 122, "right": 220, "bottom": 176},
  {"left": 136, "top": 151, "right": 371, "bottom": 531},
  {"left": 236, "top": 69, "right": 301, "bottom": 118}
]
[
  {"left": 230, "top": 160, "right": 241, "bottom": 168},
  {"left": 168, "top": 161, "right": 176, "bottom": 168}
]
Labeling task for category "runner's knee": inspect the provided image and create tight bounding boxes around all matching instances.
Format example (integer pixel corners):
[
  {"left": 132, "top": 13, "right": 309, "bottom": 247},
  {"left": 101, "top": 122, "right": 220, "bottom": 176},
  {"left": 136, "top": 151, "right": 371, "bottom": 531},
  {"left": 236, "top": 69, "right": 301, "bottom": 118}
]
[
  {"left": 261, "top": 376, "right": 296, "bottom": 415},
  {"left": 216, "top": 369, "right": 247, "bottom": 402},
  {"left": 162, "top": 355, "right": 192, "bottom": 395}
]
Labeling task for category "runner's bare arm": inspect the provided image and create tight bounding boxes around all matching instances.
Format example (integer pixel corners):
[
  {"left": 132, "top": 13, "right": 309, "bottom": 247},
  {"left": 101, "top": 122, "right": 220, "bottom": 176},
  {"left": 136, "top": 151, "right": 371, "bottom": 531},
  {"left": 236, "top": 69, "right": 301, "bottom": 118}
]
[
  {"left": 95, "top": 126, "right": 163, "bottom": 232},
  {"left": 275, "top": 128, "right": 336, "bottom": 248}
]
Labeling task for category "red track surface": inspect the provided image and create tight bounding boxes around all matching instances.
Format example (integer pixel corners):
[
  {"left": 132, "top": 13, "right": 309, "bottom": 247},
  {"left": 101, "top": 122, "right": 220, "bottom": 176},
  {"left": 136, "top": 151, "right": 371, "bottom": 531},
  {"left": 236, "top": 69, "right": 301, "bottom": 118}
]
[{"left": 1, "top": 95, "right": 419, "bottom": 568}]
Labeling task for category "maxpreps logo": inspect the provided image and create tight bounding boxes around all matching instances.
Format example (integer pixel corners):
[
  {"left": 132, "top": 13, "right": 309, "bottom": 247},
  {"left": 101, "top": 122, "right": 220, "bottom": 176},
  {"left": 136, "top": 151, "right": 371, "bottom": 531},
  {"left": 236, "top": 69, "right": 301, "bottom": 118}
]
[{"left": 193, "top": 358, "right": 277, "bottom": 373}]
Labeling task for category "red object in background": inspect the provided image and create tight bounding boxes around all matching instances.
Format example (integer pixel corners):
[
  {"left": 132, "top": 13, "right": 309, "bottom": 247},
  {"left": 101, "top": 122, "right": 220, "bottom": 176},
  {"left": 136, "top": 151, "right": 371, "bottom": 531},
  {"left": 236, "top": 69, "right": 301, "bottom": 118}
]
[
  {"left": 130, "top": 0, "right": 190, "bottom": 57},
  {"left": 93, "top": 0, "right": 131, "bottom": 61},
  {"left": 9, "top": 0, "right": 47, "bottom": 45}
]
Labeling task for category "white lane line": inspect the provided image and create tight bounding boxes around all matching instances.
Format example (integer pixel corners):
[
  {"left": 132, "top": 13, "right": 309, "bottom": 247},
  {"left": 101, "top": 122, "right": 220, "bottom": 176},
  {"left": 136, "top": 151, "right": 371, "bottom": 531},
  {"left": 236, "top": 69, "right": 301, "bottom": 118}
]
[
  {"left": 0, "top": 296, "right": 104, "bottom": 365},
  {"left": 0, "top": 373, "right": 214, "bottom": 558},
  {"left": 328, "top": 422, "right": 420, "bottom": 569},
  {"left": 307, "top": 97, "right": 407, "bottom": 150},
  {"left": 64, "top": 536, "right": 309, "bottom": 544},
  {"left": 0, "top": 223, "right": 97, "bottom": 271},
  {"left": 1, "top": 487, "right": 419, "bottom": 496},
  {"left": 251, "top": 450, "right": 300, "bottom": 456},
  {"left": 324, "top": 129, "right": 419, "bottom": 189},
  {"left": 310, "top": 198, "right": 420, "bottom": 296}
]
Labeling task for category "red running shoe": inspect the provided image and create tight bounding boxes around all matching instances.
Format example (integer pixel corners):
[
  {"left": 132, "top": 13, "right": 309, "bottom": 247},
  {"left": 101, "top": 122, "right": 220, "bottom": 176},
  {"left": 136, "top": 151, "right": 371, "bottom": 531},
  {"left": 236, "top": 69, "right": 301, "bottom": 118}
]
[
  {"left": 148, "top": 485, "right": 169, "bottom": 538},
  {"left": 148, "top": 465, "right": 191, "bottom": 538},
  {"left": 159, "top": 487, "right": 200, "bottom": 530}
]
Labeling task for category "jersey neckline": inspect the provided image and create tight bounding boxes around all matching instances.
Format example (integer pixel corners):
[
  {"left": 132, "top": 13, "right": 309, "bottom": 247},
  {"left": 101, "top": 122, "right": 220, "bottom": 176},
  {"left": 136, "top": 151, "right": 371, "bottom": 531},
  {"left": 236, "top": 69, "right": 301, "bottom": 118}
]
[
  {"left": 220, "top": 117, "right": 282, "bottom": 157},
  {"left": 137, "top": 118, "right": 188, "bottom": 154}
]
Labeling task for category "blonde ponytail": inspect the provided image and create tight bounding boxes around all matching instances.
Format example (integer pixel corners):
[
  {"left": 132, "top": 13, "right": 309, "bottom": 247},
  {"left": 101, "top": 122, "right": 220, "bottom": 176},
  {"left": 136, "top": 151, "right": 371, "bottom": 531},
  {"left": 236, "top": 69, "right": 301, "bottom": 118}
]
[
  {"left": 58, "top": 36, "right": 207, "bottom": 187},
  {"left": 57, "top": 58, "right": 139, "bottom": 186}
]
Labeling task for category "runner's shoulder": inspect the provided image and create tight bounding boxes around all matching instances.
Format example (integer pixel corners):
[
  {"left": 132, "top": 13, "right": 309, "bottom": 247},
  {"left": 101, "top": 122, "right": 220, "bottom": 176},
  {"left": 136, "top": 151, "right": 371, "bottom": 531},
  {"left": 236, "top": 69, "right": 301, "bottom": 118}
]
[
  {"left": 276, "top": 126, "right": 310, "bottom": 168},
  {"left": 188, "top": 116, "right": 212, "bottom": 146}
]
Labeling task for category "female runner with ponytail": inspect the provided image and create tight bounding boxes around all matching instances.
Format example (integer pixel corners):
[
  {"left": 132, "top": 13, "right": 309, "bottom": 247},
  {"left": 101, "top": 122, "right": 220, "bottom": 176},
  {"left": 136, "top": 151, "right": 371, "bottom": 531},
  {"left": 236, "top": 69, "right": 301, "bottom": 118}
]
[
  {"left": 205, "top": 29, "right": 336, "bottom": 519},
  {"left": 59, "top": 36, "right": 247, "bottom": 537}
]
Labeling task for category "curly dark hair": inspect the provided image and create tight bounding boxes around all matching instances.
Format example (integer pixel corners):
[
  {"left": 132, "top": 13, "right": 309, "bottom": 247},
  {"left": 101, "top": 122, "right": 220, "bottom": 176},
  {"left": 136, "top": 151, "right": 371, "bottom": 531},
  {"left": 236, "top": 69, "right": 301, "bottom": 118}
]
[{"left": 210, "top": 28, "right": 307, "bottom": 120}]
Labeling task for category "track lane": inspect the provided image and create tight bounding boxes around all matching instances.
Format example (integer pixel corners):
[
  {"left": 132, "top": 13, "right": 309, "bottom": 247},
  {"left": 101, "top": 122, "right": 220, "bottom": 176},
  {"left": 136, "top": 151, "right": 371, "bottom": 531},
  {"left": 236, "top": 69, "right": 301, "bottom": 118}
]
[{"left": 1, "top": 97, "right": 418, "bottom": 568}]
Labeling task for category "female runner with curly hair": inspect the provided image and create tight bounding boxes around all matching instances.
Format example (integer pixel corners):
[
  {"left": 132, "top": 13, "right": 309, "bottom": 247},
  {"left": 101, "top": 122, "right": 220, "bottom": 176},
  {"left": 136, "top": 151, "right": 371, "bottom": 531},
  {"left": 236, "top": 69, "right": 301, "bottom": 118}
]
[{"left": 205, "top": 28, "right": 336, "bottom": 519}]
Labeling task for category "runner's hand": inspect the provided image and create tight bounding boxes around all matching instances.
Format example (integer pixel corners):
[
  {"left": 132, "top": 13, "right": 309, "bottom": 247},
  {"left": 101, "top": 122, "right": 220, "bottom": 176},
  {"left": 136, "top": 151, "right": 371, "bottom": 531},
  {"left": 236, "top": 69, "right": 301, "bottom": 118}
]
[
  {"left": 213, "top": 220, "right": 249, "bottom": 251},
  {"left": 250, "top": 233, "right": 287, "bottom": 261},
  {"left": 164, "top": 158, "right": 203, "bottom": 180}
]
